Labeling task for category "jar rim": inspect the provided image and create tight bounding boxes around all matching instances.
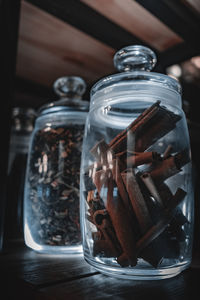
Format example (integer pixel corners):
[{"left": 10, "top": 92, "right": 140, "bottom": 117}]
[
  {"left": 38, "top": 102, "right": 89, "bottom": 116},
  {"left": 91, "top": 71, "right": 181, "bottom": 98}
]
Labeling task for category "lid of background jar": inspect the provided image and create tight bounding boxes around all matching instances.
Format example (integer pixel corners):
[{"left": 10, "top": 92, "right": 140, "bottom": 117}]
[
  {"left": 91, "top": 45, "right": 182, "bottom": 99},
  {"left": 39, "top": 76, "right": 89, "bottom": 115},
  {"left": 12, "top": 107, "right": 37, "bottom": 133}
]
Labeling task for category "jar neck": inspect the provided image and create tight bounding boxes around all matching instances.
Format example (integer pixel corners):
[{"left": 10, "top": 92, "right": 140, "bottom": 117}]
[
  {"left": 38, "top": 97, "right": 89, "bottom": 115},
  {"left": 90, "top": 71, "right": 182, "bottom": 112},
  {"left": 90, "top": 81, "right": 182, "bottom": 112},
  {"left": 35, "top": 110, "right": 88, "bottom": 129}
]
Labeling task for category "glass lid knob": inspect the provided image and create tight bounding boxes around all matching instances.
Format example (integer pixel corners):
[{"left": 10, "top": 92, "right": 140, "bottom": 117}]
[
  {"left": 114, "top": 45, "right": 157, "bottom": 72},
  {"left": 53, "top": 76, "right": 86, "bottom": 98}
]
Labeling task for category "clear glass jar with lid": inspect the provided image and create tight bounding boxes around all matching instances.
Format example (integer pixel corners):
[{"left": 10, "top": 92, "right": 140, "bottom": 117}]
[
  {"left": 80, "top": 46, "right": 194, "bottom": 279},
  {"left": 6, "top": 107, "right": 36, "bottom": 240},
  {"left": 24, "top": 76, "right": 89, "bottom": 253}
]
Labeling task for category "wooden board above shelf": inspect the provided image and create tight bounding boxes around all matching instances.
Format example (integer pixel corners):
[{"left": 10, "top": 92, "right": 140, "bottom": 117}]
[
  {"left": 15, "top": 0, "right": 200, "bottom": 104},
  {"left": 16, "top": 1, "right": 115, "bottom": 89}
]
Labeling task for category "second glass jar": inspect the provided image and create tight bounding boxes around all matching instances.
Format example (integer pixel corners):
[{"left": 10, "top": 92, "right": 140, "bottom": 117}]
[{"left": 24, "top": 76, "right": 89, "bottom": 253}]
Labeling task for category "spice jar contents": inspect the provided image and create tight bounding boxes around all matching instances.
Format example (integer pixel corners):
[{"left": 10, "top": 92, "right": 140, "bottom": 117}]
[
  {"left": 26, "top": 124, "right": 84, "bottom": 246},
  {"left": 84, "top": 101, "right": 190, "bottom": 268}
]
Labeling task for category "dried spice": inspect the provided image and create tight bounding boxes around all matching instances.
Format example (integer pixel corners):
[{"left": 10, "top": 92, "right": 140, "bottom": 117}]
[
  {"left": 26, "top": 124, "right": 84, "bottom": 246},
  {"left": 84, "top": 101, "right": 190, "bottom": 268}
]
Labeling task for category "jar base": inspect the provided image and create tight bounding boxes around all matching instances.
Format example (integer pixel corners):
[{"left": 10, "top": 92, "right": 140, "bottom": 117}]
[
  {"left": 37, "top": 245, "right": 82, "bottom": 255},
  {"left": 25, "top": 242, "right": 83, "bottom": 254},
  {"left": 24, "top": 224, "right": 83, "bottom": 254},
  {"left": 84, "top": 255, "right": 191, "bottom": 280}
]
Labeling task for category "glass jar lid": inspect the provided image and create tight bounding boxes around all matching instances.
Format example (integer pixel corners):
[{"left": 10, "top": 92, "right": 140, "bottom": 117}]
[
  {"left": 12, "top": 107, "right": 37, "bottom": 133},
  {"left": 91, "top": 45, "right": 181, "bottom": 97},
  {"left": 39, "top": 76, "right": 89, "bottom": 115}
]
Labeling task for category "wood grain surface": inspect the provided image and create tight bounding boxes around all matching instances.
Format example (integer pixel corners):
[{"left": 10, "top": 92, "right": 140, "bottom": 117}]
[
  {"left": 16, "top": 1, "right": 115, "bottom": 87},
  {"left": 0, "top": 242, "right": 96, "bottom": 287},
  {"left": 1, "top": 240, "right": 200, "bottom": 299},
  {"left": 81, "top": 0, "right": 183, "bottom": 51}
]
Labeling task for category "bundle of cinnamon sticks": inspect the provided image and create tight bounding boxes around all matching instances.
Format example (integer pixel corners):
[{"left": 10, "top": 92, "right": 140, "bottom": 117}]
[{"left": 84, "top": 101, "right": 190, "bottom": 268}]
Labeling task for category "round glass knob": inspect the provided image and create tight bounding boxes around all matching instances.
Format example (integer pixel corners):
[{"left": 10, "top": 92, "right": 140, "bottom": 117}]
[
  {"left": 114, "top": 45, "right": 157, "bottom": 72},
  {"left": 53, "top": 76, "right": 86, "bottom": 98}
]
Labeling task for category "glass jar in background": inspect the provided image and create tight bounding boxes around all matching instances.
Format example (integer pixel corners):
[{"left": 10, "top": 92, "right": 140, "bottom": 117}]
[
  {"left": 6, "top": 107, "right": 36, "bottom": 240},
  {"left": 80, "top": 45, "right": 194, "bottom": 280},
  {"left": 24, "top": 76, "right": 89, "bottom": 254}
]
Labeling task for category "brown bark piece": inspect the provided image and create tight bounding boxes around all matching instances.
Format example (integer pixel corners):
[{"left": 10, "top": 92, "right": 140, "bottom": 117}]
[
  {"left": 106, "top": 171, "right": 137, "bottom": 267},
  {"left": 121, "top": 169, "right": 152, "bottom": 234},
  {"left": 136, "top": 188, "right": 187, "bottom": 253},
  {"left": 108, "top": 101, "right": 181, "bottom": 153},
  {"left": 126, "top": 151, "right": 160, "bottom": 167},
  {"left": 150, "top": 149, "right": 190, "bottom": 183}
]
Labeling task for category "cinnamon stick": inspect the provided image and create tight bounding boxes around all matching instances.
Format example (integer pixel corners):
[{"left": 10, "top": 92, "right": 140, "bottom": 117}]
[
  {"left": 111, "top": 159, "right": 135, "bottom": 220},
  {"left": 109, "top": 101, "right": 181, "bottom": 153},
  {"left": 109, "top": 101, "right": 161, "bottom": 153},
  {"left": 121, "top": 169, "right": 152, "bottom": 234},
  {"left": 134, "top": 105, "right": 181, "bottom": 152},
  {"left": 136, "top": 188, "right": 187, "bottom": 253},
  {"left": 106, "top": 171, "right": 137, "bottom": 266},
  {"left": 140, "top": 172, "right": 164, "bottom": 208},
  {"left": 126, "top": 151, "right": 161, "bottom": 167},
  {"left": 150, "top": 149, "right": 190, "bottom": 183},
  {"left": 86, "top": 192, "right": 106, "bottom": 224},
  {"left": 90, "top": 139, "right": 109, "bottom": 165},
  {"left": 93, "top": 210, "right": 122, "bottom": 257},
  {"left": 92, "top": 169, "right": 108, "bottom": 195},
  {"left": 87, "top": 190, "right": 95, "bottom": 203}
]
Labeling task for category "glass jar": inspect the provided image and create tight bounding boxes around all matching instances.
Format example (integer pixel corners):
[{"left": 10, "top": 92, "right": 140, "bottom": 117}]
[
  {"left": 6, "top": 107, "right": 36, "bottom": 239},
  {"left": 24, "top": 76, "right": 89, "bottom": 254},
  {"left": 80, "top": 46, "right": 194, "bottom": 280}
]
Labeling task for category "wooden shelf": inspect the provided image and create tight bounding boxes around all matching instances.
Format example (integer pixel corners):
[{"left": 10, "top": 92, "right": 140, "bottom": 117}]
[
  {"left": 1, "top": 241, "right": 200, "bottom": 299},
  {"left": 16, "top": 0, "right": 200, "bottom": 92}
]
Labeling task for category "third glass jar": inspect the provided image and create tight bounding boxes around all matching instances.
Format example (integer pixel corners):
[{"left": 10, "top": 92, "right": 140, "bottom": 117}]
[{"left": 80, "top": 45, "right": 194, "bottom": 280}]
